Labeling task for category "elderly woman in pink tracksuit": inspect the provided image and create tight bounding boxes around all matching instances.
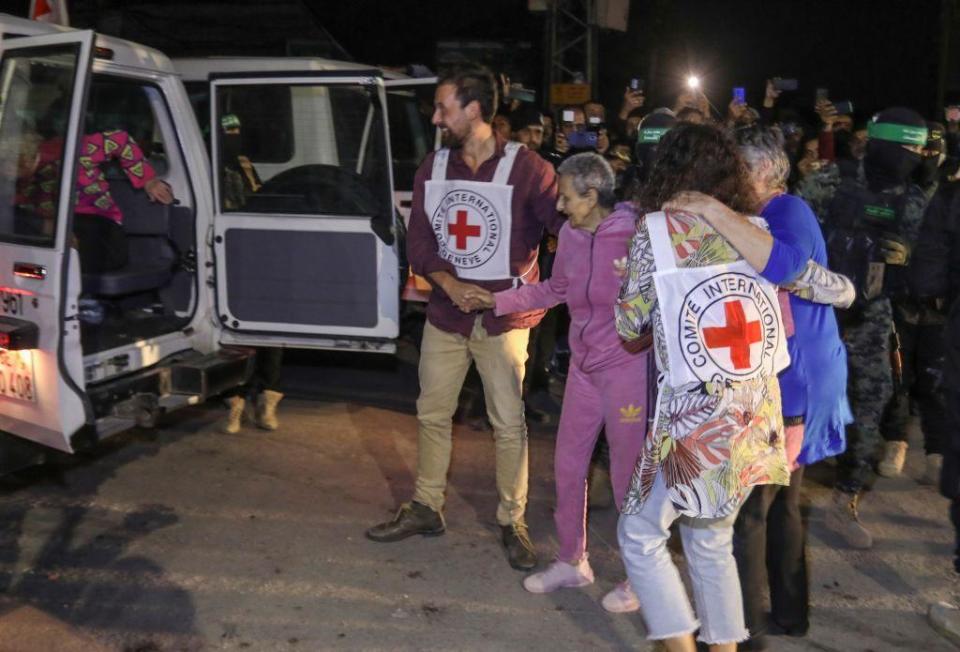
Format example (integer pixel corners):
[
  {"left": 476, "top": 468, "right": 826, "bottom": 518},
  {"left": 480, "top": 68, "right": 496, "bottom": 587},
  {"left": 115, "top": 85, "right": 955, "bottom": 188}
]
[{"left": 468, "top": 152, "right": 652, "bottom": 612}]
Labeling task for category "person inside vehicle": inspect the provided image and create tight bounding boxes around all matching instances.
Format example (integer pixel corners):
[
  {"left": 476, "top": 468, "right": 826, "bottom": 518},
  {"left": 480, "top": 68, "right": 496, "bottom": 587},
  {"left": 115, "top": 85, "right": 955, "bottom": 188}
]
[
  {"left": 220, "top": 113, "right": 262, "bottom": 209},
  {"left": 15, "top": 113, "right": 174, "bottom": 273}
]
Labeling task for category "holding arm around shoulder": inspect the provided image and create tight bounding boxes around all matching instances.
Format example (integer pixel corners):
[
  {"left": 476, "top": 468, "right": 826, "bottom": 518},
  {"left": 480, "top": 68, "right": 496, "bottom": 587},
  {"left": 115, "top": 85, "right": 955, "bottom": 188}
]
[
  {"left": 665, "top": 191, "right": 853, "bottom": 307},
  {"left": 664, "top": 191, "right": 774, "bottom": 272}
]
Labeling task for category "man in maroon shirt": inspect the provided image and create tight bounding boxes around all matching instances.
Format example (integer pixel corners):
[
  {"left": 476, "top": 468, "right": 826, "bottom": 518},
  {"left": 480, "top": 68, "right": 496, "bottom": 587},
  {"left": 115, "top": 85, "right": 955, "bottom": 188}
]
[{"left": 367, "top": 66, "right": 563, "bottom": 571}]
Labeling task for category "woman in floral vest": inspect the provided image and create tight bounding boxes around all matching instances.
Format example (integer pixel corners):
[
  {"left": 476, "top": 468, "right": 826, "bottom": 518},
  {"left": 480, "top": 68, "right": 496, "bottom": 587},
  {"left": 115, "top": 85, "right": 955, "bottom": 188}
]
[{"left": 615, "top": 123, "right": 790, "bottom": 652}]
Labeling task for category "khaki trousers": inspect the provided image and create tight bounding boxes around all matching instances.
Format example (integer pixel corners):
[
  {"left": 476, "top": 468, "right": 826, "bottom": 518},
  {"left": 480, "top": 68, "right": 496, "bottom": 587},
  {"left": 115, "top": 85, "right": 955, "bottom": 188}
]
[{"left": 413, "top": 317, "right": 530, "bottom": 526}]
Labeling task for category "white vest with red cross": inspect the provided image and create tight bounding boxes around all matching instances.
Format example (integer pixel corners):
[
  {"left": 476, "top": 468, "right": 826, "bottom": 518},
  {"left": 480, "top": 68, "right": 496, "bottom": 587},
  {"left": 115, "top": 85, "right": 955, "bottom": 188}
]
[
  {"left": 423, "top": 142, "right": 523, "bottom": 282},
  {"left": 646, "top": 210, "right": 790, "bottom": 387}
]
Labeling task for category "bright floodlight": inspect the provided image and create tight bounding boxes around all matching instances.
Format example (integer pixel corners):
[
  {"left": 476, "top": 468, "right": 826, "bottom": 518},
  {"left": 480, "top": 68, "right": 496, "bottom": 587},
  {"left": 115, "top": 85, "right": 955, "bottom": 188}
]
[{"left": 687, "top": 75, "right": 700, "bottom": 90}]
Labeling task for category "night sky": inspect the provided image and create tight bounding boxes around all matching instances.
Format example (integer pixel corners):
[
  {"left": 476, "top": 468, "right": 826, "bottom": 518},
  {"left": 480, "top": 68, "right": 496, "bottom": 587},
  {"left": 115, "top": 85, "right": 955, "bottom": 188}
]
[
  {"left": 315, "top": 0, "right": 946, "bottom": 123},
  {"left": 3, "top": 0, "right": 949, "bottom": 123}
]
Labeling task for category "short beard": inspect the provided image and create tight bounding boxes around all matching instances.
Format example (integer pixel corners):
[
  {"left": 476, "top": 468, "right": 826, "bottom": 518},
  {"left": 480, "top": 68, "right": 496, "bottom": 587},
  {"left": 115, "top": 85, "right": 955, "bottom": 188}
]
[{"left": 440, "top": 129, "right": 465, "bottom": 149}]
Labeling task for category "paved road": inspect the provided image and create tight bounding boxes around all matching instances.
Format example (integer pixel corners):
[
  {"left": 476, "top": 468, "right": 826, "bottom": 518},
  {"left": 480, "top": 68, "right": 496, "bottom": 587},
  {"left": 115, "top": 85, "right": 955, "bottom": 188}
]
[{"left": 0, "top": 348, "right": 955, "bottom": 651}]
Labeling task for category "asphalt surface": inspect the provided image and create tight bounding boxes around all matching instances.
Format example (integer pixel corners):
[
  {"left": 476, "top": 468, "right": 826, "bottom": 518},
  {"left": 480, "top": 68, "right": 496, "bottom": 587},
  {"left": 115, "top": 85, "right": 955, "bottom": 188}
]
[{"left": 0, "top": 345, "right": 955, "bottom": 651}]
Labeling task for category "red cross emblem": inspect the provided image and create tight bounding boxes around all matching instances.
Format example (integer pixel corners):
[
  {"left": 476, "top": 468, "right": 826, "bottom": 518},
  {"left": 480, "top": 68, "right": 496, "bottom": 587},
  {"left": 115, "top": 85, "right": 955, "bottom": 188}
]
[
  {"left": 448, "top": 210, "right": 481, "bottom": 250},
  {"left": 702, "top": 300, "right": 762, "bottom": 370}
]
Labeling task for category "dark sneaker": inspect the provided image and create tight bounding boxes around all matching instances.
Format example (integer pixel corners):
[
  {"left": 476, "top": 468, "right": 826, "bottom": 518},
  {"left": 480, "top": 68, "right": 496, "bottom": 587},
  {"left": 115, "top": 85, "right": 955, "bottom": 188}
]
[
  {"left": 366, "top": 502, "right": 445, "bottom": 542},
  {"left": 737, "top": 635, "right": 769, "bottom": 651},
  {"left": 768, "top": 617, "right": 809, "bottom": 637},
  {"left": 501, "top": 522, "right": 537, "bottom": 571}
]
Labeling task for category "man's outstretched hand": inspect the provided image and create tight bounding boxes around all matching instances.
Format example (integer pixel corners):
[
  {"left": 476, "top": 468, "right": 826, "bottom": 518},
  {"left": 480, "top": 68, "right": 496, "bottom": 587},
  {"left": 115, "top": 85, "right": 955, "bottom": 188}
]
[{"left": 463, "top": 287, "right": 496, "bottom": 311}]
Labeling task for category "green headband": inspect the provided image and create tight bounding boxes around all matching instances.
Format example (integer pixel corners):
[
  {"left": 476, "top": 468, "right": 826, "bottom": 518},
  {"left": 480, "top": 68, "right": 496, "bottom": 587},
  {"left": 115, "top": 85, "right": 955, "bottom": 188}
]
[
  {"left": 221, "top": 114, "right": 241, "bottom": 131},
  {"left": 638, "top": 127, "right": 669, "bottom": 143},
  {"left": 867, "top": 122, "right": 928, "bottom": 145}
]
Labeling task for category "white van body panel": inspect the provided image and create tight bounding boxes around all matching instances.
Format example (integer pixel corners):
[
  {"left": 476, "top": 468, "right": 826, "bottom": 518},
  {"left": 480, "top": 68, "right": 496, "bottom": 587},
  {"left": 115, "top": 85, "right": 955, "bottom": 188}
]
[
  {"left": 0, "top": 30, "right": 96, "bottom": 450},
  {"left": 0, "top": 17, "right": 409, "bottom": 452}
]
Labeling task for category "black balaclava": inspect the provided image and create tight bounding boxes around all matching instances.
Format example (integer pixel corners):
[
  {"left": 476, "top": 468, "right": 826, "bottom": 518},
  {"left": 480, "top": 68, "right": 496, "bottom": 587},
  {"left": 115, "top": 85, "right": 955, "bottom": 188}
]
[
  {"left": 864, "top": 107, "right": 927, "bottom": 191},
  {"left": 835, "top": 129, "right": 853, "bottom": 160},
  {"left": 221, "top": 113, "right": 243, "bottom": 164},
  {"left": 915, "top": 121, "right": 946, "bottom": 188}
]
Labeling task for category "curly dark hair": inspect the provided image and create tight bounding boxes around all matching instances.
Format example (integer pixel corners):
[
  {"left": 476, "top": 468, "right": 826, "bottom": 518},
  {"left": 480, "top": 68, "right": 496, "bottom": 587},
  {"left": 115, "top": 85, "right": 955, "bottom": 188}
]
[{"left": 637, "top": 122, "right": 758, "bottom": 215}]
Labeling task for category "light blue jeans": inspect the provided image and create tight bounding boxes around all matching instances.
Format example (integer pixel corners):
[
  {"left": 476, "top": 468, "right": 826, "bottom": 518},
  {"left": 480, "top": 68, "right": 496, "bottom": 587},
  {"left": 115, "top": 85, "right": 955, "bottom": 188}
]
[{"left": 617, "top": 474, "right": 750, "bottom": 645}]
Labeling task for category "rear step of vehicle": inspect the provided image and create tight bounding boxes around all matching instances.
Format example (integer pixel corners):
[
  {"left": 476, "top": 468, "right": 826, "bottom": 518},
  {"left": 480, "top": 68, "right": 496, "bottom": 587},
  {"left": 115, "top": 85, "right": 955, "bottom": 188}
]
[{"left": 88, "top": 348, "right": 254, "bottom": 440}]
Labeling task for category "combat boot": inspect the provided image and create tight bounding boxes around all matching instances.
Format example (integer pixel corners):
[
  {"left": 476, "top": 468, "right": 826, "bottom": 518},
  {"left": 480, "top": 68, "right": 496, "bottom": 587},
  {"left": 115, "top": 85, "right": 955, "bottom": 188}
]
[
  {"left": 825, "top": 489, "right": 873, "bottom": 549},
  {"left": 256, "top": 390, "right": 283, "bottom": 430},
  {"left": 221, "top": 396, "right": 245, "bottom": 434},
  {"left": 877, "top": 440, "right": 908, "bottom": 477}
]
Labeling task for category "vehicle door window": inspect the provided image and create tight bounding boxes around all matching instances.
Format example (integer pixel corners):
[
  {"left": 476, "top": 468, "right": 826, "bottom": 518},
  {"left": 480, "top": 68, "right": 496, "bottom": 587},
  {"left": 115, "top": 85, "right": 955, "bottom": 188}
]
[
  {"left": 0, "top": 44, "right": 81, "bottom": 246},
  {"left": 216, "top": 82, "right": 392, "bottom": 225},
  {"left": 387, "top": 86, "right": 435, "bottom": 191}
]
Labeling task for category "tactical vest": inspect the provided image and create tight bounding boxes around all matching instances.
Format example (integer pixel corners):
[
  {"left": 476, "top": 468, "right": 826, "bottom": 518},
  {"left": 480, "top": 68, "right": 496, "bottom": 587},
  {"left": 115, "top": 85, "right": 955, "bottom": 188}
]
[{"left": 823, "top": 180, "right": 911, "bottom": 303}]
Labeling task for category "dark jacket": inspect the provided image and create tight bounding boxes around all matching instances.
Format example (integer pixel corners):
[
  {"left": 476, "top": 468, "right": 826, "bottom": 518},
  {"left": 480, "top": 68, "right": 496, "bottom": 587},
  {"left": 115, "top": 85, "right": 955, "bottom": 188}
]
[{"left": 912, "top": 182, "right": 960, "bottom": 498}]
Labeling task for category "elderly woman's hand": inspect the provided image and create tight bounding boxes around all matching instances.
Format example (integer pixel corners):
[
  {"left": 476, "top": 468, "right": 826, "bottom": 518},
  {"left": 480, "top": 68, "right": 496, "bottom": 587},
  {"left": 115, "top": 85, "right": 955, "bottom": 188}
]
[{"left": 462, "top": 287, "right": 496, "bottom": 311}]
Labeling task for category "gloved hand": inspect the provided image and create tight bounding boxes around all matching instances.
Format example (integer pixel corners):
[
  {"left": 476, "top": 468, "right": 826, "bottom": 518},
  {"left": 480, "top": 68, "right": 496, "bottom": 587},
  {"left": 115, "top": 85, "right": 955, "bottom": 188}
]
[{"left": 879, "top": 235, "right": 910, "bottom": 266}]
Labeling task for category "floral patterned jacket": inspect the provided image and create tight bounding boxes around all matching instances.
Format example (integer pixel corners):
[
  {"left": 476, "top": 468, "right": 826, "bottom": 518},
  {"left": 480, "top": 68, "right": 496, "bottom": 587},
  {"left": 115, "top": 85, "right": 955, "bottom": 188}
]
[
  {"left": 616, "top": 210, "right": 789, "bottom": 519},
  {"left": 18, "top": 130, "right": 155, "bottom": 224}
]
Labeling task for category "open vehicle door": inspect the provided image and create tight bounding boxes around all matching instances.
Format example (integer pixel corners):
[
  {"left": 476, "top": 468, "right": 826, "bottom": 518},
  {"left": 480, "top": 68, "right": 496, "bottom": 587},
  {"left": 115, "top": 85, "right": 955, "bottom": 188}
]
[
  {"left": 383, "top": 77, "right": 437, "bottom": 302},
  {"left": 0, "top": 31, "right": 94, "bottom": 451},
  {"left": 210, "top": 72, "right": 400, "bottom": 352},
  {"left": 383, "top": 77, "right": 437, "bottom": 221}
]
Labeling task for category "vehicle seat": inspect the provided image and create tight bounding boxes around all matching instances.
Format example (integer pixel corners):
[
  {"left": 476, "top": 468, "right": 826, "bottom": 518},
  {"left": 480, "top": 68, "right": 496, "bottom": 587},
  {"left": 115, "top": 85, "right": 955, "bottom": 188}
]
[{"left": 80, "top": 180, "right": 177, "bottom": 297}]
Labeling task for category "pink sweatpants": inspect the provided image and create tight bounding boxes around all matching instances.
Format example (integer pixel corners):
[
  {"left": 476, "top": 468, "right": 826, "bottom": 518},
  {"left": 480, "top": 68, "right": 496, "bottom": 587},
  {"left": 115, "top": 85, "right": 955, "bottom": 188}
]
[{"left": 553, "top": 351, "right": 651, "bottom": 563}]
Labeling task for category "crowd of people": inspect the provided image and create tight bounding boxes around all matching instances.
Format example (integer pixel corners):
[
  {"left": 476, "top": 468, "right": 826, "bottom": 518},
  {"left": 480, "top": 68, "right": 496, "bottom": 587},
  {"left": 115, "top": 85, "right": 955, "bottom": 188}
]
[{"left": 365, "top": 64, "right": 960, "bottom": 651}]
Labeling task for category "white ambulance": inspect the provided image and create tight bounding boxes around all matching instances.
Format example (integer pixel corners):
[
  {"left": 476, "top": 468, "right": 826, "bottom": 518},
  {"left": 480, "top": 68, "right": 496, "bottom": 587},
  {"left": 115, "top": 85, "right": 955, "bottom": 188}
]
[{"left": 0, "top": 14, "right": 406, "bottom": 469}]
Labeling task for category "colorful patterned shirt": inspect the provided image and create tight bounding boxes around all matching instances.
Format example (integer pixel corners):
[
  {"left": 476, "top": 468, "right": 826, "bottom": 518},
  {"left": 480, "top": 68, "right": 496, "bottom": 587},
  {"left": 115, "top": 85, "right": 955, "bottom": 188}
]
[
  {"left": 616, "top": 211, "right": 789, "bottom": 519},
  {"left": 18, "top": 130, "right": 155, "bottom": 224}
]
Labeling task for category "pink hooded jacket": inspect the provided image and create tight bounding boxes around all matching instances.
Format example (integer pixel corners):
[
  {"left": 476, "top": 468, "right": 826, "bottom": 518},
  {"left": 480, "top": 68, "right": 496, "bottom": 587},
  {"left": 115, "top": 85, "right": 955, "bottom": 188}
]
[{"left": 495, "top": 202, "right": 645, "bottom": 373}]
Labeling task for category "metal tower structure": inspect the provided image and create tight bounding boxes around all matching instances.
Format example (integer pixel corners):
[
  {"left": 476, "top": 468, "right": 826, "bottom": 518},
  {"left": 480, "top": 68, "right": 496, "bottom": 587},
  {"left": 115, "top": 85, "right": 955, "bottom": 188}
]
[{"left": 543, "top": 0, "right": 599, "bottom": 101}]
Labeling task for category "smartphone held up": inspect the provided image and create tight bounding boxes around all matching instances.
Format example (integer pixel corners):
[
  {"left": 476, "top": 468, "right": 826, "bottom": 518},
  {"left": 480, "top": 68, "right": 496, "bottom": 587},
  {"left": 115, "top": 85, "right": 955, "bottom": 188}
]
[{"left": 772, "top": 77, "right": 799, "bottom": 92}]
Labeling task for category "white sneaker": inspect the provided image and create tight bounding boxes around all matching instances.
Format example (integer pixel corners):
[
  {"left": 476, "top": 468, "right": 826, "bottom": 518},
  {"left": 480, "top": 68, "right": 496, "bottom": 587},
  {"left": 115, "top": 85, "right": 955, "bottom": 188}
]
[
  {"left": 877, "top": 441, "right": 908, "bottom": 477},
  {"left": 929, "top": 601, "right": 960, "bottom": 647},
  {"left": 920, "top": 453, "right": 944, "bottom": 486},
  {"left": 601, "top": 580, "right": 640, "bottom": 613},
  {"left": 522, "top": 558, "right": 594, "bottom": 594}
]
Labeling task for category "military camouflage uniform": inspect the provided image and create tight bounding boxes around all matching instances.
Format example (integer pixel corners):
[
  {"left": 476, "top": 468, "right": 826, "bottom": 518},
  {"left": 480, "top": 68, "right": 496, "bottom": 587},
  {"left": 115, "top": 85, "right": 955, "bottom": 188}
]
[
  {"left": 798, "top": 172, "right": 930, "bottom": 489},
  {"left": 881, "top": 180, "right": 952, "bottom": 456}
]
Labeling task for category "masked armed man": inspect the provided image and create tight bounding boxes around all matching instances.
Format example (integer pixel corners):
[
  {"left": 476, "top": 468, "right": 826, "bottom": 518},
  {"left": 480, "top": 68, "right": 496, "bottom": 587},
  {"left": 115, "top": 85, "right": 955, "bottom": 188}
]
[{"left": 798, "top": 107, "right": 931, "bottom": 549}]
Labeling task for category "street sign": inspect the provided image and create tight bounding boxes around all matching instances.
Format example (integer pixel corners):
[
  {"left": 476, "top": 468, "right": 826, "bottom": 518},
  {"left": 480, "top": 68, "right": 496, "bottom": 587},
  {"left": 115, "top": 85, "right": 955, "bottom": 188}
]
[{"left": 550, "top": 83, "right": 591, "bottom": 106}]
